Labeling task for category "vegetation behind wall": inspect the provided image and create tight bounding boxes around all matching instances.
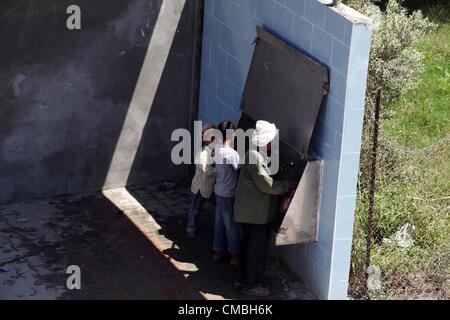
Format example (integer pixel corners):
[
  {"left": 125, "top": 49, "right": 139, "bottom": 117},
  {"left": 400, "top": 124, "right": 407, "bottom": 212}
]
[{"left": 344, "top": 0, "right": 449, "bottom": 299}]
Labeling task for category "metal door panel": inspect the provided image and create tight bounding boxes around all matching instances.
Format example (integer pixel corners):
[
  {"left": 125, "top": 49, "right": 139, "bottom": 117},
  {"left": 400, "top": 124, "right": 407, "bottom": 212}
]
[{"left": 241, "top": 27, "right": 329, "bottom": 156}]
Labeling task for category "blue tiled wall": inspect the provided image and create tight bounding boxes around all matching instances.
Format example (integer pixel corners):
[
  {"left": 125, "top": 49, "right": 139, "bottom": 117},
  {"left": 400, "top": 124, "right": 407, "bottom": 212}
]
[{"left": 199, "top": 0, "right": 371, "bottom": 299}]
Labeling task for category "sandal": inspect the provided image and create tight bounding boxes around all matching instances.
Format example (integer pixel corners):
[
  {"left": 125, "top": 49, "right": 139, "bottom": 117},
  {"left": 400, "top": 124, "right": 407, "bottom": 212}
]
[
  {"left": 234, "top": 281, "right": 249, "bottom": 289},
  {"left": 213, "top": 251, "right": 226, "bottom": 262},
  {"left": 241, "top": 285, "right": 271, "bottom": 297},
  {"left": 230, "top": 253, "right": 239, "bottom": 267},
  {"left": 186, "top": 232, "right": 196, "bottom": 240}
]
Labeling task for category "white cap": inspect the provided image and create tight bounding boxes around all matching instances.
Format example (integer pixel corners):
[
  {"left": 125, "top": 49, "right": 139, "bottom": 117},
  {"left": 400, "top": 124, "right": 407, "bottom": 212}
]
[{"left": 251, "top": 120, "right": 278, "bottom": 147}]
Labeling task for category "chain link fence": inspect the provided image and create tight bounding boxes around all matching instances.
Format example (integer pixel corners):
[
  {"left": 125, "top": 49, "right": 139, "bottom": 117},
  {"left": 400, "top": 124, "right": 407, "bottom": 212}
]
[{"left": 349, "top": 124, "right": 450, "bottom": 300}]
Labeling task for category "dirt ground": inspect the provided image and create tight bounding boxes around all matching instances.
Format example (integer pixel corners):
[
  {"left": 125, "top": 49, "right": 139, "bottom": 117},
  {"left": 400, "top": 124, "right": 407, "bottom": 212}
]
[{"left": 0, "top": 184, "right": 316, "bottom": 300}]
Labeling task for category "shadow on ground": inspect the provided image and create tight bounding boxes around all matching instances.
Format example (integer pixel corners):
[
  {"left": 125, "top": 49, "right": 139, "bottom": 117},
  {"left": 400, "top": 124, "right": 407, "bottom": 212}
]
[{"left": 0, "top": 184, "right": 315, "bottom": 300}]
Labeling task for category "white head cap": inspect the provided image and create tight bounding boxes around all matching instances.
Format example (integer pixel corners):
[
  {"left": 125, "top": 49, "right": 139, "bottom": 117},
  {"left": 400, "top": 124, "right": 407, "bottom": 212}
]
[{"left": 251, "top": 120, "right": 278, "bottom": 147}]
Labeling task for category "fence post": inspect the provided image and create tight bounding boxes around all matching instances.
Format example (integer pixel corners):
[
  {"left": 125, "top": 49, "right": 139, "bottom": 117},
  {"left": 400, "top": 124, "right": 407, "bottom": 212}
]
[{"left": 364, "top": 87, "right": 382, "bottom": 298}]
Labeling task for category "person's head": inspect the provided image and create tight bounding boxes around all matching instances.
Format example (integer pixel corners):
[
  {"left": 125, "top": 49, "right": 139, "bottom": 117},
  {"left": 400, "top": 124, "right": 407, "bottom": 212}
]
[
  {"left": 202, "top": 123, "right": 215, "bottom": 146},
  {"left": 251, "top": 120, "right": 278, "bottom": 152},
  {"left": 218, "top": 120, "right": 236, "bottom": 146}
]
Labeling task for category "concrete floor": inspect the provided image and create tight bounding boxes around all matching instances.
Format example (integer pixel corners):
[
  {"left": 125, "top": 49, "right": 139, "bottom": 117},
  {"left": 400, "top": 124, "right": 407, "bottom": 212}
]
[{"left": 0, "top": 184, "right": 316, "bottom": 300}]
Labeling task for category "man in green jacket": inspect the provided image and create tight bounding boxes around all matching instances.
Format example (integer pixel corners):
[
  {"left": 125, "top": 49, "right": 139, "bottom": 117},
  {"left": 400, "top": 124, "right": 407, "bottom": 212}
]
[{"left": 234, "top": 120, "right": 291, "bottom": 297}]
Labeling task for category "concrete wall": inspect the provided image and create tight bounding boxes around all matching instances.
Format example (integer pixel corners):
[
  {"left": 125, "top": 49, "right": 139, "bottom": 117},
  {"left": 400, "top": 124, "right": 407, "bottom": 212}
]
[
  {"left": 0, "top": 0, "right": 201, "bottom": 204},
  {"left": 198, "top": 0, "right": 371, "bottom": 299}
]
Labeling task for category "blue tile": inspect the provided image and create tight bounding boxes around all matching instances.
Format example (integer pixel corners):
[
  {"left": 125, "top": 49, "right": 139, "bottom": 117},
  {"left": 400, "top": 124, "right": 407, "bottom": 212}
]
[
  {"left": 329, "top": 70, "right": 347, "bottom": 105},
  {"left": 312, "top": 26, "right": 333, "bottom": 65},
  {"left": 217, "top": 75, "right": 234, "bottom": 107},
  {"left": 328, "top": 281, "right": 349, "bottom": 300},
  {"left": 219, "top": 23, "right": 233, "bottom": 52},
  {"left": 232, "top": 85, "right": 244, "bottom": 111},
  {"left": 298, "top": 243, "right": 308, "bottom": 257},
  {"left": 344, "top": 21, "right": 353, "bottom": 46},
  {"left": 316, "top": 97, "right": 327, "bottom": 123},
  {"left": 349, "top": 23, "right": 372, "bottom": 65},
  {"left": 229, "top": 1, "right": 258, "bottom": 41},
  {"left": 200, "top": 63, "right": 218, "bottom": 95},
  {"left": 342, "top": 108, "right": 364, "bottom": 154},
  {"left": 203, "top": 14, "right": 222, "bottom": 45},
  {"left": 293, "top": 245, "right": 307, "bottom": 271},
  {"left": 346, "top": 62, "right": 369, "bottom": 110},
  {"left": 281, "top": 0, "right": 305, "bottom": 15},
  {"left": 213, "top": 0, "right": 232, "bottom": 25},
  {"left": 319, "top": 161, "right": 339, "bottom": 225},
  {"left": 306, "top": 243, "right": 326, "bottom": 269},
  {"left": 198, "top": 110, "right": 209, "bottom": 123},
  {"left": 199, "top": 87, "right": 209, "bottom": 117},
  {"left": 227, "top": 56, "right": 246, "bottom": 89},
  {"left": 232, "top": 0, "right": 257, "bottom": 15},
  {"left": 210, "top": 45, "right": 228, "bottom": 74},
  {"left": 256, "top": 0, "right": 274, "bottom": 26},
  {"left": 324, "top": 9, "right": 347, "bottom": 42},
  {"left": 324, "top": 251, "right": 332, "bottom": 274},
  {"left": 273, "top": 1, "right": 293, "bottom": 38},
  {"left": 205, "top": 0, "right": 213, "bottom": 15},
  {"left": 311, "top": 262, "right": 330, "bottom": 300},
  {"left": 205, "top": 115, "right": 220, "bottom": 128},
  {"left": 334, "top": 196, "right": 357, "bottom": 240},
  {"left": 208, "top": 95, "right": 226, "bottom": 122},
  {"left": 331, "top": 239, "right": 352, "bottom": 282},
  {"left": 292, "top": 15, "right": 313, "bottom": 51},
  {"left": 276, "top": 244, "right": 299, "bottom": 270},
  {"left": 293, "top": 253, "right": 314, "bottom": 283},
  {"left": 292, "top": 254, "right": 331, "bottom": 300},
  {"left": 232, "top": 34, "right": 254, "bottom": 68},
  {"left": 304, "top": 0, "right": 326, "bottom": 28},
  {"left": 309, "top": 121, "right": 321, "bottom": 154},
  {"left": 202, "top": 39, "right": 212, "bottom": 66},
  {"left": 199, "top": 0, "right": 373, "bottom": 301},
  {"left": 325, "top": 97, "right": 344, "bottom": 134},
  {"left": 331, "top": 39, "right": 350, "bottom": 74},
  {"left": 222, "top": 105, "right": 241, "bottom": 123},
  {"left": 318, "top": 222, "right": 334, "bottom": 253},
  {"left": 331, "top": 131, "right": 343, "bottom": 160},
  {"left": 312, "top": 120, "right": 336, "bottom": 158},
  {"left": 338, "top": 153, "right": 360, "bottom": 196},
  {"left": 317, "top": 173, "right": 338, "bottom": 248}
]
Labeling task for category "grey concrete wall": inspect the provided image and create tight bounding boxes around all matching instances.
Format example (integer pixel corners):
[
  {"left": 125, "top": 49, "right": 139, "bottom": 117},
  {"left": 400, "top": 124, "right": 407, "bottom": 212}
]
[{"left": 0, "top": 0, "right": 201, "bottom": 204}]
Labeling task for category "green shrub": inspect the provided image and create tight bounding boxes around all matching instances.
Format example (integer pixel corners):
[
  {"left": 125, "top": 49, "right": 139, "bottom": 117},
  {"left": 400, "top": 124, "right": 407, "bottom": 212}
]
[{"left": 344, "top": 0, "right": 449, "bottom": 299}]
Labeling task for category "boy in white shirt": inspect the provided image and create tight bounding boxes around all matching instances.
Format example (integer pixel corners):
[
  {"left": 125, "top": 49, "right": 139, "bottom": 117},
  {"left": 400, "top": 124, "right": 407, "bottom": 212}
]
[
  {"left": 212, "top": 120, "right": 241, "bottom": 267},
  {"left": 186, "top": 124, "right": 216, "bottom": 240}
]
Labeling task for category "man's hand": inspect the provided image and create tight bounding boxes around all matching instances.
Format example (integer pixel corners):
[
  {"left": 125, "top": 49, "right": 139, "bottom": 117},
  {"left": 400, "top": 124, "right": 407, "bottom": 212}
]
[{"left": 281, "top": 181, "right": 296, "bottom": 195}]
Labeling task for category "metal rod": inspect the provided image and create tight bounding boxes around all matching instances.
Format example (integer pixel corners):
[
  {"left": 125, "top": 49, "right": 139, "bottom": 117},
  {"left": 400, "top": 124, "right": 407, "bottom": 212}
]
[{"left": 364, "top": 87, "right": 382, "bottom": 298}]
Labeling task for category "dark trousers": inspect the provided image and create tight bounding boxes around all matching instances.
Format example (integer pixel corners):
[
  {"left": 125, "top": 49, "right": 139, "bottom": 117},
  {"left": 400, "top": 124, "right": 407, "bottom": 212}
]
[{"left": 239, "top": 223, "right": 271, "bottom": 287}]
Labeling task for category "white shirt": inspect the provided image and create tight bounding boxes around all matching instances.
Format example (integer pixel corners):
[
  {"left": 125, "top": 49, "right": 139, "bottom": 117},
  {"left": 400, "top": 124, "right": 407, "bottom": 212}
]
[
  {"left": 213, "top": 145, "right": 240, "bottom": 198},
  {"left": 191, "top": 145, "right": 216, "bottom": 198}
]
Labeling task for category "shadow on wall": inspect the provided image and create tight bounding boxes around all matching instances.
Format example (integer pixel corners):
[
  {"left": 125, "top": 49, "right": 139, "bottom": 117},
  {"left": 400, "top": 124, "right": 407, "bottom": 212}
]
[
  {"left": 126, "top": 0, "right": 200, "bottom": 188},
  {"left": 0, "top": 0, "right": 198, "bottom": 204}
]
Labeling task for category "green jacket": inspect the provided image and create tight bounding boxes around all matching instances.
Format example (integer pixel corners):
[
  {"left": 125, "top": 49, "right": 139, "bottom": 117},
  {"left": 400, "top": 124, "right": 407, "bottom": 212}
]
[{"left": 234, "top": 150, "right": 289, "bottom": 225}]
